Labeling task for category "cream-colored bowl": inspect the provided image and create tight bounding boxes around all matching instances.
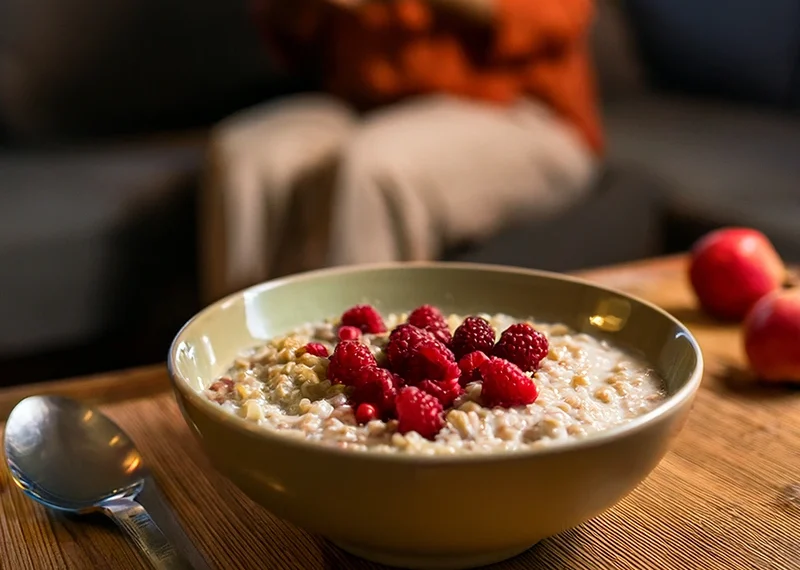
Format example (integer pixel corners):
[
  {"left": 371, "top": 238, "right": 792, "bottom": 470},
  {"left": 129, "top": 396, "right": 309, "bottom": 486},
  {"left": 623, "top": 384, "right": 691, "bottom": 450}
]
[{"left": 168, "top": 263, "right": 702, "bottom": 569}]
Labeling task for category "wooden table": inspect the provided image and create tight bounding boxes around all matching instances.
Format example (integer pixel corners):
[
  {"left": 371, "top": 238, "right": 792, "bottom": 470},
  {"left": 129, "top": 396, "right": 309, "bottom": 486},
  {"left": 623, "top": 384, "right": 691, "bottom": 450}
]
[{"left": 1, "top": 256, "right": 798, "bottom": 570}]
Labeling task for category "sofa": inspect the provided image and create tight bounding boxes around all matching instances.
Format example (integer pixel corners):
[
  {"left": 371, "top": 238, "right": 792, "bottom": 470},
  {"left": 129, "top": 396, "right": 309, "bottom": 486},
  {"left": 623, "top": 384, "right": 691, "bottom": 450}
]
[{"left": 1, "top": 0, "right": 798, "bottom": 383}]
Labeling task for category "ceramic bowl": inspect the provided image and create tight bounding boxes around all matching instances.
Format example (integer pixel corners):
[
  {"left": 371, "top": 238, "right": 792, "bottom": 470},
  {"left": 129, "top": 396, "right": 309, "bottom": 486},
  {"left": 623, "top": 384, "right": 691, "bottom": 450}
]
[{"left": 168, "top": 263, "right": 702, "bottom": 569}]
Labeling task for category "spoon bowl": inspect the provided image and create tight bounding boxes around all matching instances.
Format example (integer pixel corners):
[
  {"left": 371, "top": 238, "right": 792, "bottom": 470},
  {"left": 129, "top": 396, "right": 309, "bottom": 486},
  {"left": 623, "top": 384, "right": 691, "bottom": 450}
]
[
  {"left": 5, "top": 395, "right": 145, "bottom": 512},
  {"left": 4, "top": 395, "right": 194, "bottom": 569}
]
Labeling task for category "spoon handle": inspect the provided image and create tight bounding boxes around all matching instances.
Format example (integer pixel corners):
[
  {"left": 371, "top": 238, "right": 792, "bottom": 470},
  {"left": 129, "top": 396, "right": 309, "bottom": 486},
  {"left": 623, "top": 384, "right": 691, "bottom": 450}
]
[{"left": 102, "top": 497, "right": 195, "bottom": 569}]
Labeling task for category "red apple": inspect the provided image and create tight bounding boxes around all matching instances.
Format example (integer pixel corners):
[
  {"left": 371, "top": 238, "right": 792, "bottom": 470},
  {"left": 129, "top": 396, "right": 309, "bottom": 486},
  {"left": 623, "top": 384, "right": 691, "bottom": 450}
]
[
  {"left": 689, "top": 227, "right": 786, "bottom": 320},
  {"left": 743, "top": 288, "right": 800, "bottom": 383}
]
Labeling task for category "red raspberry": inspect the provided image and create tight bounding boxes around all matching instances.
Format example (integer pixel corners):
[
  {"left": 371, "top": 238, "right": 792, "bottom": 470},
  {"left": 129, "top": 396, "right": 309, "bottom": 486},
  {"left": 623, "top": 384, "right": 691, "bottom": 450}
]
[
  {"left": 492, "top": 323, "right": 549, "bottom": 372},
  {"left": 406, "top": 339, "right": 461, "bottom": 385},
  {"left": 418, "top": 378, "right": 464, "bottom": 408},
  {"left": 338, "top": 326, "right": 362, "bottom": 341},
  {"left": 355, "top": 403, "right": 378, "bottom": 424},
  {"left": 386, "top": 324, "right": 435, "bottom": 373},
  {"left": 327, "top": 341, "right": 376, "bottom": 386},
  {"left": 387, "top": 324, "right": 460, "bottom": 385},
  {"left": 341, "top": 305, "right": 387, "bottom": 334},
  {"left": 458, "top": 350, "right": 491, "bottom": 385},
  {"left": 302, "top": 342, "right": 329, "bottom": 358},
  {"left": 408, "top": 304, "right": 452, "bottom": 346},
  {"left": 451, "top": 316, "right": 495, "bottom": 360},
  {"left": 395, "top": 386, "right": 444, "bottom": 439},
  {"left": 479, "top": 357, "right": 538, "bottom": 407},
  {"left": 351, "top": 367, "right": 400, "bottom": 418}
]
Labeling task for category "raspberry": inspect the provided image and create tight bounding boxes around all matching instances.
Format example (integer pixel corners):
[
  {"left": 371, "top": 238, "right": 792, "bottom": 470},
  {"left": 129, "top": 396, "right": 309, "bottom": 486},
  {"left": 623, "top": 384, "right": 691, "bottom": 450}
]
[
  {"left": 302, "top": 342, "right": 329, "bottom": 358},
  {"left": 418, "top": 378, "right": 464, "bottom": 408},
  {"left": 327, "top": 341, "right": 376, "bottom": 386},
  {"left": 451, "top": 316, "right": 495, "bottom": 359},
  {"left": 395, "top": 386, "right": 444, "bottom": 439},
  {"left": 355, "top": 403, "right": 378, "bottom": 424},
  {"left": 406, "top": 339, "right": 461, "bottom": 385},
  {"left": 338, "top": 326, "right": 362, "bottom": 341},
  {"left": 479, "top": 357, "right": 538, "bottom": 407},
  {"left": 351, "top": 367, "right": 400, "bottom": 418},
  {"left": 387, "top": 324, "right": 460, "bottom": 385},
  {"left": 458, "top": 350, "right": 491, "bottom": 385},
  {"left": 341, "top": 305, "right": 386, "bottom": 334},
  {"left": 492, "top": 323, "right": 549, "bottom": 372},
  {"left": 386, "top": 324, "right": 435, "bottom": 373},
  {"left": 408, "top": 304, "right": 452, "bottom": 346}
]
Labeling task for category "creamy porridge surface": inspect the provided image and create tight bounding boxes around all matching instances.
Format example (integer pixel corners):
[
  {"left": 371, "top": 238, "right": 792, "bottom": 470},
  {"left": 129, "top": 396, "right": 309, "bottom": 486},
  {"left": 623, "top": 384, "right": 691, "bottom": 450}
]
[{"left": 202, "top": 311, "right": 666, "bottom": 455}]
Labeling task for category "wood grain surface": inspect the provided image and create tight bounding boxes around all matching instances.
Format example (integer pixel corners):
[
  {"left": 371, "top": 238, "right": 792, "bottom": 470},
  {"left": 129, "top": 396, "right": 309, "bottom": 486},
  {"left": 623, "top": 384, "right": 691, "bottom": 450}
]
[{"left": 1, "top": 255, "right": 798, "bottom": 570}]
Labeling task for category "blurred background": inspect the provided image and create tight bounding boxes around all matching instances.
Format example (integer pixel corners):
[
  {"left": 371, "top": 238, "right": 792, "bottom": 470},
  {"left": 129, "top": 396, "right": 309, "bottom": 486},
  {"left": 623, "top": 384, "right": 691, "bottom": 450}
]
[{"left": 1, "top": 0, "right": 799, "bottom": 385}]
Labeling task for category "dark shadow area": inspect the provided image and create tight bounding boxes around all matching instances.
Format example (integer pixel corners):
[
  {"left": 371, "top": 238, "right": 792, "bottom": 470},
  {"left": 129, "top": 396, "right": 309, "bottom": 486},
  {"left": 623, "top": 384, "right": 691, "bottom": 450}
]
[
  {"left": 58, "top": 510, "right": 118, "bottom": 531},
  {"left": 710, "top": 360, "right": 800, "bottom": 400},
  {"left": 319, "top": 542, "right": 386, "bottom": 570}
]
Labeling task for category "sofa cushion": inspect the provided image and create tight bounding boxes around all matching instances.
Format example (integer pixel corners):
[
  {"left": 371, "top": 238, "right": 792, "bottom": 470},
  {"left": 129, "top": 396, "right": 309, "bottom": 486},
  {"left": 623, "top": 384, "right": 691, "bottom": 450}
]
[
  {"left": 624, "top": 0, "right": 800, "bottom": 107},
  {"left": 444, "top": 165, "right": 666, "bottom": 272},
  {"left": 604, "top": 95, "right": 800, "bottom": 261},
  {"left": 605, "top": 96, "right": 800, "bottom": 196},
  {"left": 0, "top": 138, "right": 204, "bottom": 355}
]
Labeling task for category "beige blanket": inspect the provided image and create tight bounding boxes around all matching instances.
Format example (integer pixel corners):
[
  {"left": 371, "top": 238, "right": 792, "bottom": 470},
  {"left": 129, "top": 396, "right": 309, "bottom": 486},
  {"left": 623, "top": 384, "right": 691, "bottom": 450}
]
[{"left": 200, "top": 94, "right": 596, "bottom": 303}]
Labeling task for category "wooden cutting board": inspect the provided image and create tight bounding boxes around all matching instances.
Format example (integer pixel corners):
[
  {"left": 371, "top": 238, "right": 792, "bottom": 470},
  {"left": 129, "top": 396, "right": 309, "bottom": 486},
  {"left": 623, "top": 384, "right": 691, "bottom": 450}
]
[{"left": 1, "top": 256, "right": 798, "bottom": 570}]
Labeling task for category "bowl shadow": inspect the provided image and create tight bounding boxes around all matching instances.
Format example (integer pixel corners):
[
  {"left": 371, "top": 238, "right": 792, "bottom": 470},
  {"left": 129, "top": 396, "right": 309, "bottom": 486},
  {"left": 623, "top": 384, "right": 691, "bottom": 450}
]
[
  {"left": 710, "top": 360, "right": 799, "bottom": 400},
  {"left": 320, "top": 540, "right": 389, "bottom": 569}
]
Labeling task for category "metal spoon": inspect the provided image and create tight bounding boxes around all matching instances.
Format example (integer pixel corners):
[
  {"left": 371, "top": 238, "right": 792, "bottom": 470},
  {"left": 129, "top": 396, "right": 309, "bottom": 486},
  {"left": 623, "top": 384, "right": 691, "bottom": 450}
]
[{"left": 4, "top": 395, "right": 196, "bottom": 569}]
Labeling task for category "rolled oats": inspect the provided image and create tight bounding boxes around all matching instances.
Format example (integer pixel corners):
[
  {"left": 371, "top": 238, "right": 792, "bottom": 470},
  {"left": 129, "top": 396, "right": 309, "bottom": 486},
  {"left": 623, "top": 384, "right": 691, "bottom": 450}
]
[{"left": 203, "top": 313, "right": 665, "bottom": 454}]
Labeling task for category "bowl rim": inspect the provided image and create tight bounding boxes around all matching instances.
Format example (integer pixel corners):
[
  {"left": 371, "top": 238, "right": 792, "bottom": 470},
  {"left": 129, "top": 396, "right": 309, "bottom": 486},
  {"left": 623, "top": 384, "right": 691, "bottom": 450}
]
[{"left": 167, "top": 261, "right": 703, "bottom": 464}]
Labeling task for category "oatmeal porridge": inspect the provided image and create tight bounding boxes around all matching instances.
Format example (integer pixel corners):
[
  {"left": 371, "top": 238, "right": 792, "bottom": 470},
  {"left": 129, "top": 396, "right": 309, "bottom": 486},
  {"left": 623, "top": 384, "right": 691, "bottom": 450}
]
[{"left": 203, "top": 304, "right": 666, "bottom": 455}]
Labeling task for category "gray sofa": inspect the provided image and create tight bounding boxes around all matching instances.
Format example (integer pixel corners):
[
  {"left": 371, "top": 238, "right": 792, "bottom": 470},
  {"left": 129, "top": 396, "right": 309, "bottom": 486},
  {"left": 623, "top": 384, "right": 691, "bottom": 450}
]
[{"left": 1, "top": 1, "right": 798, "bottom": 382}]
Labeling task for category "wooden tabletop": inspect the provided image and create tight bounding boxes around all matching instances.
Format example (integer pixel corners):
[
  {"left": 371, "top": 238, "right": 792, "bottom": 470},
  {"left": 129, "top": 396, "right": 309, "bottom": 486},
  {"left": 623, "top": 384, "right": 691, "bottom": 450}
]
[{"left": 1, "top": 255, "right": 798, "bottom": 570}]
